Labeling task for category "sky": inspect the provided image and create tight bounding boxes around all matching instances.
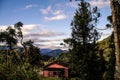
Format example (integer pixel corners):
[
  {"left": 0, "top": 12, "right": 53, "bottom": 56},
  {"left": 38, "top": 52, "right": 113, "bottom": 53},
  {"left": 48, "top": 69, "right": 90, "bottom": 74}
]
[{"left": 0, "top": 0, "right": 112, "bottom": 50}]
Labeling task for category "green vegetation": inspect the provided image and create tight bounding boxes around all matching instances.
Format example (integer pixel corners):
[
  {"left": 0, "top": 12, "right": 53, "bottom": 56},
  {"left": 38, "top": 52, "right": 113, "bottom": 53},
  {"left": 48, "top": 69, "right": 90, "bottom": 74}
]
[
  {"left": 0, "top": 50, "right": 40, "bottom": 80},
  {"left": 0, "top": 0, "right": 119, "bottom": 80},
  {"left": 97, "top": 33, "right": 115, "bottom": 80},
  {"left": 0, "top": 22, "right": 44, "bottom": 80},
  {"left": 65, "top": 0, "right": 102, "bottom": 79}
]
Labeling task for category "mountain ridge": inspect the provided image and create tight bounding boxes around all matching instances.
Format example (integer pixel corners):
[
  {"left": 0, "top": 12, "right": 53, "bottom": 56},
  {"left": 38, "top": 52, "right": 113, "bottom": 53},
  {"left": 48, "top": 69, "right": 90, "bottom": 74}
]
[{"left": 40, "top": 48, "right": 68, "bottom": 57}]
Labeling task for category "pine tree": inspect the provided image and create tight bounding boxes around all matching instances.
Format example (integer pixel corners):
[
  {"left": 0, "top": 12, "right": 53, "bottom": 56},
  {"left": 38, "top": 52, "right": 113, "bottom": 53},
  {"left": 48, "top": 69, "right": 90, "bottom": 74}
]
[{"left": 69, "top": 0, "right": 101, "bottom": 79}]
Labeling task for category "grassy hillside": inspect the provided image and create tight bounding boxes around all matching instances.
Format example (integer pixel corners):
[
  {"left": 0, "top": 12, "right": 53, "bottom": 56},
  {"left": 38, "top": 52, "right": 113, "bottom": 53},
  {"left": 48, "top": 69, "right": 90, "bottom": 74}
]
[{"left": 97, "top": 34, "right": 115, "bottom": 80}]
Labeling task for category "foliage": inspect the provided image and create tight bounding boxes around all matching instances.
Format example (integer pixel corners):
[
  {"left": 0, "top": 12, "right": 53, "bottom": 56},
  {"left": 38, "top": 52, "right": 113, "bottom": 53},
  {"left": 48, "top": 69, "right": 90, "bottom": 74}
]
[
  {"left": 97, "top": 33, "right": 115, "bottom": 80},
  {"left": 64, "top": 0, "right": 102, "bottom": 79},
  {"left": 57, "top": 52, "right": 72, "bottom": 63},
  {"left": 0, "top": 50, "right": 40, "bottom": 80},
  {"left": 27, "top": 46, "right": 44, "bottom": 67},
  {"left": 0, "top": 26, "right": 17, "bottom": 50},
  {"left": 0, "top": 22, "right": 44, "bottom": 80},
  {"left": 39, "top": 77, "right": 81, "bottom": 80}
]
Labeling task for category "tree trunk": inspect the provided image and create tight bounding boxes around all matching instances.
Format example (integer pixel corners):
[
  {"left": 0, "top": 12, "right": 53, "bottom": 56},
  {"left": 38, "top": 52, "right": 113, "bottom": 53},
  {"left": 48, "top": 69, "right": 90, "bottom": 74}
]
[{"left": 110, "top": 0, "right": 120, "bottom": 79}]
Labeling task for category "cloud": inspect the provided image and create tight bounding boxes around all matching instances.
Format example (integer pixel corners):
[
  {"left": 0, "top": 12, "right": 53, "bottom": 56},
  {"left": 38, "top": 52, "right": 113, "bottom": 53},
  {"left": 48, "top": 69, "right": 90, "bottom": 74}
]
[
  {"left": 98, "top": 27, "right": 113, "bottom": 41},
  {"left": 40, "top": 6, "right": 68, "bottom": 21},
  {"left": 66, "top": 2, "right": 78, "bottom": 8},
  {"left": 89, "top": 0, "right": 110, "bottom": 8},
  {"left": 24, "top": 32, "right": 64, "bottom": 38},
  {"left": 0, "top": 25, "right": 9, "bottom": 31},
  {"left": 44, "top": 14, "right": 67, "bottom": 21},
  {"left": 21, "top": 24, "right": 66, "bottom": 49},
  {"left": 66, "top": 0, "right": 110, "bottom": 8},
  {"left": 0, "top": 24, "right": 66, "bottom": 38},
  {"left": 36, "top": 43, "right": 64, "bottom": 50},
  {"left": 0, "top": 24, "right": 67, "bottom": 49},
  {"left": 19, "top": 24, "right": 65, "bottom": 37},
  {"left": 53, "top": 10, "right": 63, "bottom": 15},
  {"left": 40, "top": 6, "right": 52, "bottom": 14},
  {"left": 22, "top": 24, "right": 38, "bottom": 34},
  {"left": 24, "top": 4, "right": 38, "bottom": 9},
  {"left": 25, "top": 5, "right": 33, "bottom": 9},
  {"left": 26, "top": 37, "right": 66, "bottom": 49},
  {"left": 31, "top": 38, "right": 63, "bottom": 45}
]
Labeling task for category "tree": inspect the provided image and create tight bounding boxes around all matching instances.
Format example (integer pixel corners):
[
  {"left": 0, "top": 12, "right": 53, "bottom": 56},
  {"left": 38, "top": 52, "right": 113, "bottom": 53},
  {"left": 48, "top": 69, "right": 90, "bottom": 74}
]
[
  {"left": 0, "top": 22, "right": 24, "bottom": 50},
  {"left": 110, "top": 0, "right": 120, "bottom": 79},
  {"left": 27, "top": 45, "right": 43, "bottom": 67},
  {"left": 0, "top": 22, "right": 41, "bottom": 79},
  {"left": 97, "top": 34, "right": 115, "bottom": 80},
  {"left": 23, "top": 40, "right": 43, "bottom": 67},
  {"left": 0, "top": 26, "right": 17, "bottom": 50},
  {"left": 14, "top": 22, "right": 25, "bottom": 50},
  {"left": 14, "top": 22, "right": 29, "bottom": 58},
  {"left": 23, "top": 40, "right": 34, "bottom": 47},
  {"left": 68, "top": 0, "right": 101, "bottom": 79},
  {"left": 6, "top": 26, "right": 17, "bottom": 50}
]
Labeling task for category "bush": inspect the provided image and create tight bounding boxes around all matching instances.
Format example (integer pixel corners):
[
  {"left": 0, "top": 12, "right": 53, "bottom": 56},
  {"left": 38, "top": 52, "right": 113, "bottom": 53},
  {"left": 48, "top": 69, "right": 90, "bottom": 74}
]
[{"left": 0, "top": 50, "right": 40, "bottom": 80}]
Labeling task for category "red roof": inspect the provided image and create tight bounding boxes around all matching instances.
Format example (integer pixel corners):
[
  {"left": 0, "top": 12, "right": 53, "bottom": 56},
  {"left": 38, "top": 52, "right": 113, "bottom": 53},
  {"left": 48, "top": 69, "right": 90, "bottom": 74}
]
[
  {"left": 47, "top": 63, "right": 68, "bottom": 69},
  {"left": 43, "top": 61, "right": 69, "bottom": 70}
]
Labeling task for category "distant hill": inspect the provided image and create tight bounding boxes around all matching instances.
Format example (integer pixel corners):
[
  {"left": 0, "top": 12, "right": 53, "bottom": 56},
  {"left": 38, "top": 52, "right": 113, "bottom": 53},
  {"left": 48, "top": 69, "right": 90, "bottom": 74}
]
[
  {"left": 0, "top": 45, "right": 67, "bottom": 58},
  {"left": 40, "top": 49, "right": 67, "bottom": 58},
  {"left": 46, "top": 49, "right": 63, "bottom": 57},
  {"left": 97, "top": 34, "right": 115, "bottom": 62},
  {"left": 40, "top": 48, "right": 52, "bottom": 55},
  {"left": 0, "top": 45, "right": 9, "bottom": 50}
]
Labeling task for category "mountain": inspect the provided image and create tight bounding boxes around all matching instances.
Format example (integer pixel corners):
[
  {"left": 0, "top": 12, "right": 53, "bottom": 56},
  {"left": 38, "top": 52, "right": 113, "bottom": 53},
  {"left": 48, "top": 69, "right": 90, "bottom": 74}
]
[
  {"left": 0, "top": 45, "right": 9, "bottom": 50},
  {"left": 40, "top": 48, "right": 52, "bottom": 55},
  {"left": 0, "top": 45, "right": 67, "bottom": 58},
  {"left": 40, "top": 49, "right": 67, "bottom": 58},
  {"left": 47, "top": 49, "right": 63, "bottom": 57}
]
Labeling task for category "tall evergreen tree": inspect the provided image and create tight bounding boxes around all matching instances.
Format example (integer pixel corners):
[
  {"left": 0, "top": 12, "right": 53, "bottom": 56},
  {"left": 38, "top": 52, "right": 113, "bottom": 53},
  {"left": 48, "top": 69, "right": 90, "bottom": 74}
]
[{"left": 69, "top": 0, "right": 101, "bottom": 79}]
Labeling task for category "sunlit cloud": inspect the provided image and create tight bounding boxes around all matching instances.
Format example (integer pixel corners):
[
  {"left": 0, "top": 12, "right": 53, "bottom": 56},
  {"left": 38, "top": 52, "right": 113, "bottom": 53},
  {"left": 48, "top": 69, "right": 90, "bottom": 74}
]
[
  {"left": 40, "top": 6, "right": 68, "bottom": 21},
  {"left": 66, "top": 2, "right": 78, "bottom": 8},
  {"left": 25, "top": 5, "right": 33, "bottom": 9},
  {"left": 66, "top": 0, "right": 110, "bottom": 8},
  {"left": 89, "top": 0, "right": 110, "bottom": 8},
  {"left": 21, "top": 24, "right": 65, "bottom": 37},
  {"left": 40, "top": 6, "right": 52, "bottom": 14},
  {"left": 0, "top": 25, "right": 9, "bottom": 31},
  {"left": 44, "top": 14, "right": 67, "bottom": 21},
  {"left": 98, "top": 27, "right": 113, "bottom": 41},
  {"left": 24, "top": 32, "right": 65, "bottom": 38},
  {"left": 22, "top": 24, "right": 38, "bottom": 34},
  {"left": 53, "top": 10, "right": 63, "bottom": 15},
  {"left": 24, "top": 4, "right": 38, "bottom": 9},
  {"left": 0, "top": 24, "right": 66, "bottom": 49},
  {"left": 36, "top": 42, "right": 64, "bottom": 50},
  {"left": 35, "top": 39, "right": 62, "bottom": 43}
]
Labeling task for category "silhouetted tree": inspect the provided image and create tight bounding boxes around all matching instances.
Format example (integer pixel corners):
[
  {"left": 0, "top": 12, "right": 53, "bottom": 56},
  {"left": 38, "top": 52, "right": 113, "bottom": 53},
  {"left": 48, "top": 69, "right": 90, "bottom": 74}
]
[
  {"left": 23, "top": 40, "right": 43, "bottom": 67},
  {"left": 67, "top": 0, "right": 102, "bottom": 79},
  {"left": 14, "top": 22, "right": 26, "bottom": 51},
  {"left": 0, "top": 26, "right": 17, "bottom": 50}
]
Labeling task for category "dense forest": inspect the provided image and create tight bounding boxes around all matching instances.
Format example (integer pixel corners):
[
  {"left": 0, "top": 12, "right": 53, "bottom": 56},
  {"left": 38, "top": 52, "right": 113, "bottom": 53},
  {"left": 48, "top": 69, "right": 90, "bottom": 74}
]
[{"left": 0, "top": 0, "right": 120, "bottom": 80}]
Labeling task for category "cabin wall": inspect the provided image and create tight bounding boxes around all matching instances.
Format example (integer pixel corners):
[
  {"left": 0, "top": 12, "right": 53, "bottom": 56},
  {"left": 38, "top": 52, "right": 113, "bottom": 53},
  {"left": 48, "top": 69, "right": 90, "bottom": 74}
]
[
  {"left": 43, "top": 63, "right": 69, "bottom": 78},
  {"left": 64, "top": 68, "right": 68, "bottom": 78},
  {"left": 44, "top": 71, "right": 54, "bottom": 77}
]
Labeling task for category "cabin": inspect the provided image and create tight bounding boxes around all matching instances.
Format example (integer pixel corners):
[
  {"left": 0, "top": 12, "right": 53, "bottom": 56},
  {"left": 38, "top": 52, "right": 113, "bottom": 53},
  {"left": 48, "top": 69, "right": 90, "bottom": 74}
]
[{"left": 43, "top": 61, "right": 69, "bottom": 78}]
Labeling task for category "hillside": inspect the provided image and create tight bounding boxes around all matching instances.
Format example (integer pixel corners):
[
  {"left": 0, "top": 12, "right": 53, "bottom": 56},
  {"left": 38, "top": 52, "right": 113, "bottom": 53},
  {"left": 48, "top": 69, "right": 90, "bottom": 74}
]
[{"left": 40, "top": 49, "right": 67, "bottom": 58}]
